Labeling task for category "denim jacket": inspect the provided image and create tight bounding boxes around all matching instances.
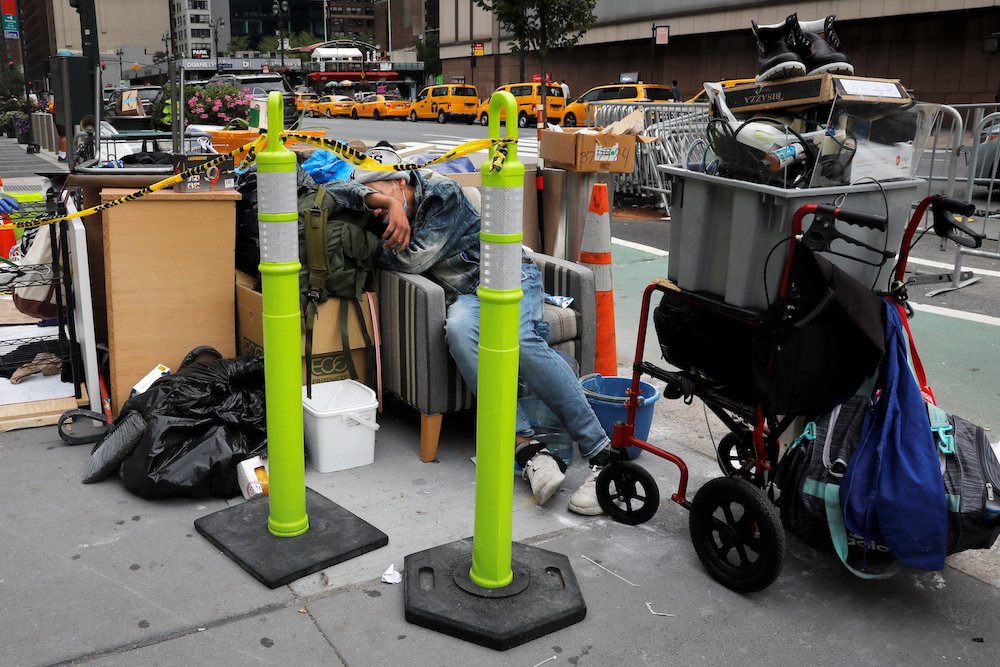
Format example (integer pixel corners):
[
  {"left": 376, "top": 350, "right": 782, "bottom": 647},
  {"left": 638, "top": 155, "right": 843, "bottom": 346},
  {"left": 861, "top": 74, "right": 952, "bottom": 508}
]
[{"left": 323, "top": 169, "right": 482, "bottom": 304}]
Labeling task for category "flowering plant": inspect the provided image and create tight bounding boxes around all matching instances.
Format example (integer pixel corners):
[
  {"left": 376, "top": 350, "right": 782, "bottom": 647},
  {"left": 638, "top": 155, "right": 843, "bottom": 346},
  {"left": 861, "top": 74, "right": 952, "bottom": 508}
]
[
  {"left": 13, "top": 115, "right": 31, "bottom": 137},
  {"left": 185, "top": 83, "right": 253, "bottom": 126}
]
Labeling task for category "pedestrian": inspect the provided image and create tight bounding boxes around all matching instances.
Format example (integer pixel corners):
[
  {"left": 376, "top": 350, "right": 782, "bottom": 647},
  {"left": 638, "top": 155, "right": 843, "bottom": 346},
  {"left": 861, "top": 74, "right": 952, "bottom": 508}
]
[
  {"left": 322, "top": 161, "right": 615, "bottom": 515},
  {"left": 559, "top": 79, "right": 570, "bottom": 100},
  {"left": 670, "top": 80, "right": 682, "bottom": 102}
]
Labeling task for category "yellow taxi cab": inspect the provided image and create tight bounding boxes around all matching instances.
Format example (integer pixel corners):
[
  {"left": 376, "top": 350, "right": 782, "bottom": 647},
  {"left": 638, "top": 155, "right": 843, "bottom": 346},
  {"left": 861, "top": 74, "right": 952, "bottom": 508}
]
[
  {"left": 294, "top": 91, "right": 318, "bottom": 112},
  {"left": 477, "top": 83, "right": 565, "bottom": 127},
  {"left": 561, "top": 83, "right": 672, "bottom": 127},
  {"left": 407, "top": 84, "right": 479, "bottom": 123},
  {"left": 684, "top": 78, "right": 757, "bottom": 103},
  {"left": 307, "top": 94, "right": 347, "bottom": 117},
  {"left": 351, "top": 93, "right": 410, "bottom": 120}
]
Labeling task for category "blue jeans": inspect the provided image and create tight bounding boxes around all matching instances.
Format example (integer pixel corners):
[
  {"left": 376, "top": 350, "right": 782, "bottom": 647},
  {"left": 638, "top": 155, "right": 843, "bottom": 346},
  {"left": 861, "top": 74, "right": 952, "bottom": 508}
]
[{"left": 444, "top": 261, "right": 610, "bottom": 461}]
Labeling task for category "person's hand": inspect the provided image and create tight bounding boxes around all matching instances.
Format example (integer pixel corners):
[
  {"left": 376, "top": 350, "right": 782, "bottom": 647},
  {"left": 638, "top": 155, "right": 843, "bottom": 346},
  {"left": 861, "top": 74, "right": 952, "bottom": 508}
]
[
  {"left": 365, "top": 181, "right": 411, "bottom": 253},
  {"left": 0, "top": 194, "right": 20, "bottom": 215},
  {"left": 379, "top": 198, "right": 411, "bottom": 252}
]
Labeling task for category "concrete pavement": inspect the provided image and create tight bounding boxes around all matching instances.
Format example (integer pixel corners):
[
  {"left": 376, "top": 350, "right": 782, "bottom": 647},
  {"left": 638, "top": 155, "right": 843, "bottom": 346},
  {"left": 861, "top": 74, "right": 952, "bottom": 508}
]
[{"left": 2, "top": 135, "right": 1000, "bottom": 665}]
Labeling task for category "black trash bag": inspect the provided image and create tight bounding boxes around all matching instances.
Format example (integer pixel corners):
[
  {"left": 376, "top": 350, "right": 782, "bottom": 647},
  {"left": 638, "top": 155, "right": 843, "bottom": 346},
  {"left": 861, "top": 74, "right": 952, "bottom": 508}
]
[{"left": 116, "top": 356, "right": 267, "bottom": 499}]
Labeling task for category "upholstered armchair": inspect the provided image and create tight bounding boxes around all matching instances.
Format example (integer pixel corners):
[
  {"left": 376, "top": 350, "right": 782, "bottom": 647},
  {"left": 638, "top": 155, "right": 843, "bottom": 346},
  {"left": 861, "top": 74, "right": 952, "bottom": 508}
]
[{"left": 376, "top": 252, "right": 596, "bottom": 461}]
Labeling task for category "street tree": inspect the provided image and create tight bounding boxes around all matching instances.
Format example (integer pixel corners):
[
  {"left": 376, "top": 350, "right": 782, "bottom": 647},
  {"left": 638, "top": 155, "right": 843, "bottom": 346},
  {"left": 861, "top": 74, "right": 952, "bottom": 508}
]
[
  {"left": 473, "top": 0, "right": 596, "bottom": 123},
  {"left": 227, "top": 36, "right": 250, "bottom": 54}
]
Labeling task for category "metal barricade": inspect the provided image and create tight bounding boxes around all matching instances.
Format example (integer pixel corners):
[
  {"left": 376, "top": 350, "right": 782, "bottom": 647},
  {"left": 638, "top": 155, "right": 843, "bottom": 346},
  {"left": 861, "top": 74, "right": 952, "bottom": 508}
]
[
  {"left": 909, "top": 103, "right": 1000, "bottom": 295},
  {"left": 588, "top": 101, "right": 710, "bottom": 210}
]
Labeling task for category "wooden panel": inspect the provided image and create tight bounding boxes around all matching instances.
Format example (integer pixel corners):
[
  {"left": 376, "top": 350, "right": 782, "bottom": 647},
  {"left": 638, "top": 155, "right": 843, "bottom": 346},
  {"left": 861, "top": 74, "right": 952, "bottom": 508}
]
[{"left": 100, "top": 188, "right": 240, "bottom": 414}]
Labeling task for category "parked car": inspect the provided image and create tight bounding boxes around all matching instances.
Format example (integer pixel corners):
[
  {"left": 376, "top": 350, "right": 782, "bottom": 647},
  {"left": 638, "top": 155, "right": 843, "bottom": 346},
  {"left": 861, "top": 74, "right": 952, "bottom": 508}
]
[
  {"left": 294, "top": 91, "right": 319, "bottom": 112},
  {"left": 684, "top": 78, "right": 756, "bottom": 103},
  {"left": 408, "top": 84, "right": 479, "bottom": 124},
  {"left": 352, "top": 93, "right": 410, "bottom": 120},
  {"left": 313, "top": 95, "right": 356, "bottom": 118},
  {"left": 104, "top": 85, "right": 162, "bottom": 117},
  {"left": 205, "top": 73, "right": 296, "bottom": 126},
  {"left": 561, "top": 83, "right": 672, "bottom": 127},
  {"left": 308, "top": 94, "right": 350, "bottom": 117},
  {"left": 477, "top": 83, "right": 564, "bottom": 127}
]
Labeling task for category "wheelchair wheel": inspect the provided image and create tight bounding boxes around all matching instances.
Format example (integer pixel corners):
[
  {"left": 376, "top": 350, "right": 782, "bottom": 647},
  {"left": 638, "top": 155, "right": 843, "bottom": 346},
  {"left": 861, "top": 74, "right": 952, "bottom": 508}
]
[
  {"left": 717, "top": 430, "right": 754, "bottom": 478},
  {"left": 596, "top": 461, "right": 660, "bottom": 525},
  {"left": 688, "top": 477, "right": 784, "bottom": 592}
]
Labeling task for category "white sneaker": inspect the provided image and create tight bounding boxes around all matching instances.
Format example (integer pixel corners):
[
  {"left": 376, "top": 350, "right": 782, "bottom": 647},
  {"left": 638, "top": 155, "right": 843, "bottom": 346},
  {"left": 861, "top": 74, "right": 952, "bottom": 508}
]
[
  {"left": 568, "top": 467, "right": 604, "bottom": 516},
  {"left": 523, "top": 452, "right": 564, "bottom": 506}
]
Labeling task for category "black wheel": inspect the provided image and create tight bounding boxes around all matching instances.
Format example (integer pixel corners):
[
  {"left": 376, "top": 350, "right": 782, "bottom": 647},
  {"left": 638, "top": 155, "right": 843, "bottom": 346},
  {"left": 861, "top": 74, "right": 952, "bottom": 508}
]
[
  {"left": 350, "top": 109, "right": 358, "bottom": 119},
  {"left": 373, "top": 109, "right": 381, "bottom": 120},
  {"left": 409, "top": 110, "right": 418, "bottom": 122},
  {"left": 437, "top": 110, "right": 446, "bottom": 124},
  {"left": 325, "top": 110, "right": 334, "bottom": 118},
  {"left": 596, "top": 461, "right": 660, "bottom": 525},
  {"left": 717, "top": 431, "right": 755, "bottom": 478},
  {"left": 479, "top": 112, "right": 489, "bottom": 126},
  {"left": 517, "top": 112, "right": 529, "bottom": 128},
  {"left": 563, "top": 112, "right": 577, "bottom": 127},
  {"left": 689, "top": 477, "right": 784, "bottom": 593}
]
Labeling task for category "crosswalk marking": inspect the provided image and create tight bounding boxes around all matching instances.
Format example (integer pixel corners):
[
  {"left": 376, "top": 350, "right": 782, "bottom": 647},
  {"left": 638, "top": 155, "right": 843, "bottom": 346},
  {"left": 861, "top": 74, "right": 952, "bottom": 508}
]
[{"left": 408, "top": 138, "right": 539, "bottom": 159}]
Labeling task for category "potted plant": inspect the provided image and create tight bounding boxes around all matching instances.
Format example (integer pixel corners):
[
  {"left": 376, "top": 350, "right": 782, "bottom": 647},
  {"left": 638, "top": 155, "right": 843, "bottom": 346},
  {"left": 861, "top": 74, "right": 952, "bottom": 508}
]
[{"left": 13, "top": 113, "right": 32, "bottom": 144}]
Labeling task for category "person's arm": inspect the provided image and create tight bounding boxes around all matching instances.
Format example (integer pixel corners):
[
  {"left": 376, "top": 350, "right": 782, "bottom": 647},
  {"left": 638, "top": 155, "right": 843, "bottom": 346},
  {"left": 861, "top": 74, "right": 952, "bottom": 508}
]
[{"left": 322, "top": 180, "right": 410, "bottom": 251}]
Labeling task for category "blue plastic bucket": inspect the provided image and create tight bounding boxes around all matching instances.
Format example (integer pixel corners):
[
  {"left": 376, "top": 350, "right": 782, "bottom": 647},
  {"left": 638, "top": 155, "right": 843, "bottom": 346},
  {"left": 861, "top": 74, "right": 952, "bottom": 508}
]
[{"left": 580, "top": 374, "right": 661, "bottom": 460}]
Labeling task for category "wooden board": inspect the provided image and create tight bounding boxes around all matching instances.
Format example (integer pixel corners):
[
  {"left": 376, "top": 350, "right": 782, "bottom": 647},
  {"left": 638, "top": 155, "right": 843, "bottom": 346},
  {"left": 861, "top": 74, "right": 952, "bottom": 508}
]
[
  {"left": 0, "top": 387, "right": 89, "bottom": 432},
  {"left": 99, "top": 188, "right": 240, "bottom": 414}
]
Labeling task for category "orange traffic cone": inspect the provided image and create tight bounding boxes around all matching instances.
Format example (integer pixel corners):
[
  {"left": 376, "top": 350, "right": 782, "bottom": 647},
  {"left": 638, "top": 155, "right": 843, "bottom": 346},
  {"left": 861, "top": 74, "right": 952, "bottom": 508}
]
[{"left": 579, "top": 183, "right": 617, "bottom": 377}]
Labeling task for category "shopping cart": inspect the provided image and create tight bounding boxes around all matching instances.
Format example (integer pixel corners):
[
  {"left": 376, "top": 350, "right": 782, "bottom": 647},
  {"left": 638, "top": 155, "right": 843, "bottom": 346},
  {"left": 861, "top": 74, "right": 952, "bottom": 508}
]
[{"left": 594, "top": 193, "right": 983, "bottom": 592}]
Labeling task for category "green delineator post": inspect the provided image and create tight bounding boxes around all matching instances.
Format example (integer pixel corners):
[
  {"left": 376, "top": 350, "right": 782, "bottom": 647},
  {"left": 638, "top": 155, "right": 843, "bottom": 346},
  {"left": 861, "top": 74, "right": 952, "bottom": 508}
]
[
  {"left": 257, "top": 93, "right": 309, "bottom": 538},
  {"left": 403, "top": 91, "right": 586, "bottom": 650},
  {"left": 193, "top": 92, "right": 387, "bottom": 589},
  {"left": 469, "top": 93, "right": 525, "bottom": 589}
]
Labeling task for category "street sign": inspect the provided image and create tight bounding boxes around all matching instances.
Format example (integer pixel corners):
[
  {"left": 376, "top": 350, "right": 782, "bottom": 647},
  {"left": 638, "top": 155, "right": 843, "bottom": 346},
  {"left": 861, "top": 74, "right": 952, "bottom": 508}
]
[
  {"left": 473, "top": 42, "right": 484, "bottom": 57},
  {"left": 654, "top": 25, "right": 670, "bottom": 45},
  {"left": 3, "top": 29, "right": 17, "bottom": 39}
]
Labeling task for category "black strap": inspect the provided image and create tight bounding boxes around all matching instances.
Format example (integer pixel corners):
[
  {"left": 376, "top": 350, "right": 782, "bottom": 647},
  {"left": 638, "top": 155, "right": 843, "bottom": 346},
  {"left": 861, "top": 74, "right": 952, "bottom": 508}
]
[{"left": 304, "top": 187, "right": 329, "bottom": 400}]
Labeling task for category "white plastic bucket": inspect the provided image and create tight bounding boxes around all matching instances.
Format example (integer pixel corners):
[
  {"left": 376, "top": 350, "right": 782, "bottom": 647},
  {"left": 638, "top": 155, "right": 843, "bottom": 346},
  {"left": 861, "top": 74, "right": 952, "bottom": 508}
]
[{"left": 302, "top": 380, "right": 379, "bottom": 473}]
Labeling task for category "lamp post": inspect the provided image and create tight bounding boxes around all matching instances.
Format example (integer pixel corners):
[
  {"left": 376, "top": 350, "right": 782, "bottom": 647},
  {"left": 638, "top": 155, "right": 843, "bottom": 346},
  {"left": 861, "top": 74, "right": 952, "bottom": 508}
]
[
  {"left": 213, "top": 17, "right": 225, "bottom": 71},
  {"left": 272, "top": 0, "right": 288, "bottom": 68},
  {"left": 115, "top": 48, "right": 123, "bottom": 84}
]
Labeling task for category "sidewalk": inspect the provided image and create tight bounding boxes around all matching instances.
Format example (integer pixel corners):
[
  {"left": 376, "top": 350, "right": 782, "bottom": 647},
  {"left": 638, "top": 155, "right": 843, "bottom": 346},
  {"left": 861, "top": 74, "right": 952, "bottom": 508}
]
[
  {"left": 2, "top": 134, "right": 1000, "bottom": 665},
  {"left": 0, "top": 136, "right": 65, "bottom": 193}
]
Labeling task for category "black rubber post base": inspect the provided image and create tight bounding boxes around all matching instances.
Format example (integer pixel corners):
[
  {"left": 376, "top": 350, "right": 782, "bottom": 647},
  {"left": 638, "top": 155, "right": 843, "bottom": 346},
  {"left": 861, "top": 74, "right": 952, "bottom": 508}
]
[
  {"left": 195, "top": 487, "right": 388, "bottom": 589},
  {"left": 403, "top": 537, "right": 586, "bottom": 651}
]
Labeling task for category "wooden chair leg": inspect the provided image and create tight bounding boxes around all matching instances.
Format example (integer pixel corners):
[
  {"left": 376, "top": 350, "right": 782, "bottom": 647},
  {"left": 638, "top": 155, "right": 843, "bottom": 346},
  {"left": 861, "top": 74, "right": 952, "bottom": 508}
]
[{"left": 419, "top": 412, "right": 443, "bottom": 462}]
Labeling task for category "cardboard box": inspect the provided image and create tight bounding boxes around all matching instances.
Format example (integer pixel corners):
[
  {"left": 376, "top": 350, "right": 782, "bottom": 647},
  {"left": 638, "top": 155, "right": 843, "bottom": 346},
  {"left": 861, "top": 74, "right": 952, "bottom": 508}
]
[
  {"left": 172, "top": 153, "right": 237, "bottom": 193},
  {"left": 849, "top": 140, "right": 914, "bottom": 183},
  {"left": 235, "top": 271, "right": 377, "bottom": 387},
  {"left": 539, "top": 128, "right": 637, "bottom": 173},
  {"left": 723, "top": 74, "right": 910, "bottom": 115}
]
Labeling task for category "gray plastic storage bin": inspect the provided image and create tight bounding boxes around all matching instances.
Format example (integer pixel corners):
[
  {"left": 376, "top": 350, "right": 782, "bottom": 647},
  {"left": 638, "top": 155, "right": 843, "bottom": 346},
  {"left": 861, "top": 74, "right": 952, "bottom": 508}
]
[{"left": 660, "top": 166, "right": 921, "bottom": 311}]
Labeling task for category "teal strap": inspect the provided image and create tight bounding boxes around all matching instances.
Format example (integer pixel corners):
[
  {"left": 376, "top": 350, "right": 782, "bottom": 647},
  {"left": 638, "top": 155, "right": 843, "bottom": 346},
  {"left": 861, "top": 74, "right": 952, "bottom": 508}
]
[
  {"left": 926, "top": 403, "right": 955, "bottom": 455},
  {"left": 790, "top": 421, "right": 817, "bottom": 450},
  {"left": 802, "top": 480, "right": 903, "bottom": 580}
]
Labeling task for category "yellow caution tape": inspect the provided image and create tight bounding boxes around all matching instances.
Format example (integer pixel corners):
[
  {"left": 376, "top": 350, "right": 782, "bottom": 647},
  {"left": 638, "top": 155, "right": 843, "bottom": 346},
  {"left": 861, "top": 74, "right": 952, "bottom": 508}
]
[
  {"left": 2, "top": 132, "right": 514, "bottom": 230},
  {"left": 281, "top": 131, "right": 514, "bottom": 172}
]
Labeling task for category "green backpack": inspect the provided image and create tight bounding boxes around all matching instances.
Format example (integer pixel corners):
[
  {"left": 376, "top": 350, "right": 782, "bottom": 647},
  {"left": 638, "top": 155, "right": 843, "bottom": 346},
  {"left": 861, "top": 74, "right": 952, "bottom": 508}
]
[{"left": 297, "top": 186, "right": 380, "bottom": 398}]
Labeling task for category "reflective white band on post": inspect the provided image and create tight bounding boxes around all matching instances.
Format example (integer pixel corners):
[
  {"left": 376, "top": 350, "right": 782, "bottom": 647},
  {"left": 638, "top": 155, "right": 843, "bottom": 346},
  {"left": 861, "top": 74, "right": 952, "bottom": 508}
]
[
  {"left": 259, "top": 221, "right": 299, "bottom": 263},
  {"left": 257, "top": 171, "right": 298, "bottom": 215},
  {"left": 257, "top": 170, "right": 299, "bottom": 264},
  {"left": 481, "top": 186, "right": 523, "bottom": 235},
  {"left": 480, "top": 242, "right": 522, "bottom": 290},
  {"left": 590, "top": 264, "right": 614, "bottom": 291}
]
